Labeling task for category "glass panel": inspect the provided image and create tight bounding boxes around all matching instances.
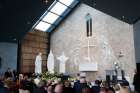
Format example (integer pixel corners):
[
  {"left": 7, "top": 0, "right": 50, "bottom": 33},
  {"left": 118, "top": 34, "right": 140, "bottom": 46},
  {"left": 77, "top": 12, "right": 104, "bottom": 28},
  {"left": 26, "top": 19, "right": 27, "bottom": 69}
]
[
  {"left": 35, "top": 21, "right": 51, "bottom": 31},
  {"left": 42, "top": 12, "right": 59, "bottom": 24},
  {"left": 50, "top": 2, "right": 68, "bottom": 15},
  {"left": 59, "top": 0, "right": 74, "bottom": 6}
]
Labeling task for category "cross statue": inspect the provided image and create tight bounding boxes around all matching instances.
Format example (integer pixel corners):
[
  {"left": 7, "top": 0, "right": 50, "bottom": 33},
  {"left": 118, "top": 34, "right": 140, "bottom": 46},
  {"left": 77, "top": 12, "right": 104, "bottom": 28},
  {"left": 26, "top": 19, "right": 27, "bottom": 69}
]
[{"left": 57, "top": 52, "right": 69, "bottom": 73}]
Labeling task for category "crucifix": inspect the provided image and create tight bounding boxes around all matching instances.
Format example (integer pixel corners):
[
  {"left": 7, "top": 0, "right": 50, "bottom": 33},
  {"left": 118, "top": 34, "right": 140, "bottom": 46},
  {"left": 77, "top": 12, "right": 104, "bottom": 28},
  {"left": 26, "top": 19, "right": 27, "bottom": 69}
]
[{"left": 57, "top": 52, "right": 69, "bottom": 73}]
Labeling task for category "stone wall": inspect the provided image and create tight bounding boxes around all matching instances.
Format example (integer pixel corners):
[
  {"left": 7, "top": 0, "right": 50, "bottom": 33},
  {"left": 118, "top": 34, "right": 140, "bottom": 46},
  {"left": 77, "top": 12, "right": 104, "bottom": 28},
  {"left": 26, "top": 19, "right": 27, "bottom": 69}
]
[{"left": 50, "top": 4, "right": 136, "bottom": 82}]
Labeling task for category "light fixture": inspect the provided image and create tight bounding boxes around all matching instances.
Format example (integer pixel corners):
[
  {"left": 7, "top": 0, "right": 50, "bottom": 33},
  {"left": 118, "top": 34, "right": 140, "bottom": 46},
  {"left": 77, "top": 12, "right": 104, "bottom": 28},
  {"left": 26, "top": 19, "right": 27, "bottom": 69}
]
[{"left": 44, "top": 0, "right": 48, "bottom": 4}]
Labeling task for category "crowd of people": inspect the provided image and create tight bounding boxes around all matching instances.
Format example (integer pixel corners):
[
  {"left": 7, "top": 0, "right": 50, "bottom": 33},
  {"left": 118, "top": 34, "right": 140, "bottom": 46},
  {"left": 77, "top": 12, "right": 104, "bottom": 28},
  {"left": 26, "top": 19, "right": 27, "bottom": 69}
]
[
  {"left": 0, "top": 68, "right": 18, "bottom": 93},
  {"left": 18, "top": 73, "right": 139, "bottom": 93},
  {"left": 0, "top": 68, "right": 140, "bottom": 93}
]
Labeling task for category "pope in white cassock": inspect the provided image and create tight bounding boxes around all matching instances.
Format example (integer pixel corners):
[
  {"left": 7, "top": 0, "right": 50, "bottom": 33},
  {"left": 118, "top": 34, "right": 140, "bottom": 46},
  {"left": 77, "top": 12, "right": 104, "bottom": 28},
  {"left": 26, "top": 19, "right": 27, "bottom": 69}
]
[{"left": 35, "top": 52, "right": 42, "bottom": 74}]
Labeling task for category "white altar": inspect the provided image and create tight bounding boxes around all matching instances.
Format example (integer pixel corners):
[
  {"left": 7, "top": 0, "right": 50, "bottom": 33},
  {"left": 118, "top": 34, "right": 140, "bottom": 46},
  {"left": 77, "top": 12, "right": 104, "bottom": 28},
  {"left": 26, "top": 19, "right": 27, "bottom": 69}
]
[{"left": 79, "top": 62, "right": 98, "bottom": 71}]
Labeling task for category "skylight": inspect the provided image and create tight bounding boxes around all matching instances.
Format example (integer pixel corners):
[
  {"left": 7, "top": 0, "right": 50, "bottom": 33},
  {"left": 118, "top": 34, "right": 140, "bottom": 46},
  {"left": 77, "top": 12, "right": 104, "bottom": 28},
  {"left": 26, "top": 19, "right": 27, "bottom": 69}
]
[
  {"left": 59, "top": 0, "right": 74, "bottom": 6},
  {"left": 34, "top": 0, "right": 79, "bottom": 32},
  {"left": 50, "top": 2, "right": 68, "bottom": 15},
  {"left": 42, "top": 12, "right": 59, "bottom": 24},
  {"left": 35, "top": 22, "right": 51, "bottom": 32}
]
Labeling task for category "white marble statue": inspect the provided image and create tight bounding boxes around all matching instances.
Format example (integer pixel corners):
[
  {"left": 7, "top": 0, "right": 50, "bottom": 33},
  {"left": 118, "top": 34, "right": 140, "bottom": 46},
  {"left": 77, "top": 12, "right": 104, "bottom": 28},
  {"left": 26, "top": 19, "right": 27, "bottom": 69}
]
[
  {"left": 57, "top": 52, "right": 69, "bottom": 73},
  {"left": 47, "top": 50, "right": 55, "bottom": 73},
  {"left": 35, "top": 52, "right": 42, "bottom": 74}
]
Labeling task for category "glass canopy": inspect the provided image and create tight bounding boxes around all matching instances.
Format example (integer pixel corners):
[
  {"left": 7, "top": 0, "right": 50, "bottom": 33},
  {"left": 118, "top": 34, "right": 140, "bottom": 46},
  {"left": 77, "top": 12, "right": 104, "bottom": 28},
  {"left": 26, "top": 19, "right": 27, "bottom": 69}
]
[{"left": 34, "top": 0, "right": 79, "bottom": 32}]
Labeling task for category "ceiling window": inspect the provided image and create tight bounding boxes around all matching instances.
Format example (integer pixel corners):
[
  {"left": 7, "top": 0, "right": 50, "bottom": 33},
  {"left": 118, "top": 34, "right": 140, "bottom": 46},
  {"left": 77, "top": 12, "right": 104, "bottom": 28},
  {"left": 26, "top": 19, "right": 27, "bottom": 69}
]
[
  {"left": 42, "top": 12, "right": 59, "bottom": 24},
  {"left": 59, "top": 0, "right": 74, "bottom": 6},
  {"left": 35, "top": 22, "right": 51, "bottom": 32},
  {"left": 50, "top": 2, "right": 68, "bottom": 15},
  {"left": 34, "top": 0, "right": 79, "bottom": 32}
]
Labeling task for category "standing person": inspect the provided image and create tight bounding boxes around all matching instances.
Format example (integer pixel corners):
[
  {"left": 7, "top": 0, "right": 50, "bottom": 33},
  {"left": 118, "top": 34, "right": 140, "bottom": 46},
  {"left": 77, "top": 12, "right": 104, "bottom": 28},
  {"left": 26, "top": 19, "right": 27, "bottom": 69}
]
[
  {"left": 99, "top": 87, "right": 108, "bottom": 93},
  {"left": 73, "top": 73, "right": 80, "bottom": 93},
  {"left": 91, "top": 80, "right": 100, "bottom": 93},
  {"left": 12, "top": 69, "right": 17, "bottom": 81},
  {"left": 4, "top": 68, "right": 12, "bottom": 79},
  {"left": 133, "top": 70, "right": 140, "bottom": 93},
  {"left": 33, "top": 80, "right": 46, "bottom": 93},
  {"left": 19, "top": 80, "right": 30, "bottom": 93},
  {"left": 19, "top": 75, "right": 30, "bottom": 93},
  {"left": 47, "top": 85, "right": 54, "bottom": 93},
  {"left": 54, "top": 84, "right": 64, "bottom": 93},
  {"left": 82, "top": 86, "right": 92, "bottom": 93},
  {"left": 113, "top": 84, "right": 120, "bottom": 93},
  {"left": 13, "top": 70, "right": 17, "bottom": 77},
  {"left": 35, "top": 52, "right": 42, "bottom": 74},
  {"left": 73, "top": 77, "right": 88, "bottom": 93},
  {"left": 63, "top": 80, "right": 75, "bottom": 93},
  {"left": 119, "top": 81, "right": 131, "bottom": 93}
]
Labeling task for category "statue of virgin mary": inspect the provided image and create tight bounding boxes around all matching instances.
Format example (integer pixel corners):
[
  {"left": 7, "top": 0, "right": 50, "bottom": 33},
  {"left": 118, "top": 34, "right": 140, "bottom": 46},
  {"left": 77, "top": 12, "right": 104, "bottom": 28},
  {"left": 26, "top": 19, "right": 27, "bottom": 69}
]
[
  {"left": 35, "top": 52, "right": 42, "bottom": 74},
  {"left": 47, "top": 50, "right": 55, "bottom": 73}
]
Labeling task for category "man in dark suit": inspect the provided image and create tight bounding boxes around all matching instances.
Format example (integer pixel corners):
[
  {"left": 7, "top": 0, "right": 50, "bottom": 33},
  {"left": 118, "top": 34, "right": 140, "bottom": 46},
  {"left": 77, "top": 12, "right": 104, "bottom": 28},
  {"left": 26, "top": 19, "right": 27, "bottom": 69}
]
[
  {"left": 91, "top": 80, "right": 100, "bottom": 93},
  {"left": 133, "top": 71, "right": 140, "bottom": 93},
  {"left": 73, "top": 76, "right": 88, "bottom": 93},
  {"left": 4, "top": 68, "right": 12, "bottom": 79}
]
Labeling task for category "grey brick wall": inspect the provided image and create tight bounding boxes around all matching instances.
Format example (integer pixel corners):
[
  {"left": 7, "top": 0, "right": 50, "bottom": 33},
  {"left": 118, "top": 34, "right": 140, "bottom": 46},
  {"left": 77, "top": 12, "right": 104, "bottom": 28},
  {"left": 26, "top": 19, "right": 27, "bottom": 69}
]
[{"left": 50, "top": 4, "right": 136, "bottom": 82}]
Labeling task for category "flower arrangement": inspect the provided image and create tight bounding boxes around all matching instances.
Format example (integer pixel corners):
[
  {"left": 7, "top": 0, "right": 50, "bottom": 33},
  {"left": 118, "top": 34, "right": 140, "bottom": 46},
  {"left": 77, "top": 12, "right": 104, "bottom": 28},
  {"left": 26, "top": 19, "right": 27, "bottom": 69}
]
[
  {"left": 68, "top": 77, "right": 77, "bottom": 82},
  {"left": 32, "top": 72, "right": 76, "bottom": 83},
  {"left": 41, "top": 72, "right": 62, "bottom": 81}
]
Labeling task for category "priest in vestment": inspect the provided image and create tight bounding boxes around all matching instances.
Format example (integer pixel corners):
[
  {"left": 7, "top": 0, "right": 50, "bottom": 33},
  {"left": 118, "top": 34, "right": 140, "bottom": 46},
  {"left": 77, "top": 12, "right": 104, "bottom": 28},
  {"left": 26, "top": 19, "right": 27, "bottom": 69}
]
[{"left": 35, "top": 52, "right": 42, "bottom": 74}]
